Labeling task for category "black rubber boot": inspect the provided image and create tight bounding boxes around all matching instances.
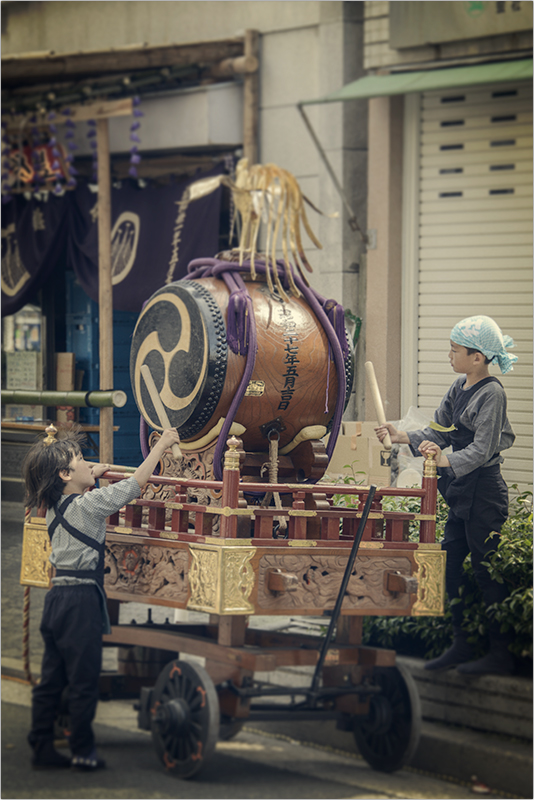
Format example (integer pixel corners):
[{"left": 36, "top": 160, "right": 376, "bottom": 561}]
[
  {"left": 424, "top": 629, "right": 475, "bottom": 671},
  {"left": 31, "top": 739, "right": 71, "bottom": 769},
  {"left": 457, "top": 640, "right": 515, "bottom": 676}
]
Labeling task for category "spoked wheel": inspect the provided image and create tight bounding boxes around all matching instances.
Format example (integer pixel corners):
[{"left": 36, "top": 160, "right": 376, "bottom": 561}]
[
  {"left": 150, "top": 659, "right": 220, "bottom": 778},
  {"left": 219, "top": 715, "right": 244, "bottom": 741},
  {"left": 353, "top": 664, "right": 421, "bottom": 773}
]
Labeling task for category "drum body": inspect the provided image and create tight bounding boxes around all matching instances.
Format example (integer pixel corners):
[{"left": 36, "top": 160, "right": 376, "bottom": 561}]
[{"left": 130, "top": 276, "right": 353, "bottom": 452}]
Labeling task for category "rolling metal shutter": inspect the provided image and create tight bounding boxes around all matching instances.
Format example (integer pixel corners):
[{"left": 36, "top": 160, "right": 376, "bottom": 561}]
[{"left": 414, "top": 81, "right": 532, "bottom": 490}]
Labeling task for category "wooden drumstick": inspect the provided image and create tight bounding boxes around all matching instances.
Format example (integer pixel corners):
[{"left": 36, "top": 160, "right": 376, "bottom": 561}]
[
  {"left": 140, "top": 364, "right": 182, "bottom": 459},
  {"left": 365, "top": 361, "right": 392, "bottom": 451}
]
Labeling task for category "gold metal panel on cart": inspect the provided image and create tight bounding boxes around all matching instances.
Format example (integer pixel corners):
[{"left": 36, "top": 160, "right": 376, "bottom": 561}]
[
  {"left": 412, "top": 547, "right": 446, "bottom": 616},
  {"left": 20, "top": 517, "right": 52, "bottom": 588},
  {"left": 188, "top": 541, "right": 256, "bottom": 615}
]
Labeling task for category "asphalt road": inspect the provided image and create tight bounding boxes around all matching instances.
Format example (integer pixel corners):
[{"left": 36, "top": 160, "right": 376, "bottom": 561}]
[{"left": 2, "top": 682, "right": 481, "bottom": 800}]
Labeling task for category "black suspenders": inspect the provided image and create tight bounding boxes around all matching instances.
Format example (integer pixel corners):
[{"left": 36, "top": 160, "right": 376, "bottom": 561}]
[{"left": 49, "top": 495, "right": 105, "bottom": 587}]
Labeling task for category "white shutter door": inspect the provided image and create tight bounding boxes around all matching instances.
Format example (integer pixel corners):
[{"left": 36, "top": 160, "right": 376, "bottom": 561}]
[{"left": 416, "top": 81, "right": 532, "bottom": 490}]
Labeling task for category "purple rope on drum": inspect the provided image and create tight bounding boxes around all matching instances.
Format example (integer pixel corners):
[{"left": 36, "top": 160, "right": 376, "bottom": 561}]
[{"left": 185, "top": 257, "right": 348, "bottom": 481}]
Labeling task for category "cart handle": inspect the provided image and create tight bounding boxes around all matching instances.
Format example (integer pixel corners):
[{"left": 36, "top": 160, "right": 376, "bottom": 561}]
[{"left": 309, "top": 485, "right": 377, "bottom": 699}]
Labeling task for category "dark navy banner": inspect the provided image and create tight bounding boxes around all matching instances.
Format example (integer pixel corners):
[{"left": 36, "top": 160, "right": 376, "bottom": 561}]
[
  {"left": 68, "top": 164, "right": 225, "bottom": 312},
  {"left": 1, "top": 163, "right": 225, "bottom": 317},
  {"left": 1, "top": 192, "right": 69, "bottom": 317}
]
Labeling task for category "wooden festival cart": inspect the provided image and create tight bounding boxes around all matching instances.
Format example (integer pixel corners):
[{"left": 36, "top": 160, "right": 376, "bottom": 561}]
[{"left": 22, "top": 436, "right": 445, "bottom": 778}]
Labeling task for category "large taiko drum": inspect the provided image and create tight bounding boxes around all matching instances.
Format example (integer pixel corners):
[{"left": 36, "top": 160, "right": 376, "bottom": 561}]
[{"left": 130, "top": 273, "right": 353, "bottom": 454}]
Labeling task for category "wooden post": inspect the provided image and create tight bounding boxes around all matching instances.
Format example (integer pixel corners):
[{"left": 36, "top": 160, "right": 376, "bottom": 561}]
[
  {"left": 243, "top": 29, "right": 259, "bottom": 166},
  {"left": 220, "top": 437, "right": 241, "bottom": 538},
  {"left": 96, "top": 118, "right": 114, "bottom": 465},
  {"left": 420, "top": 454, "right": 437, "bottom": 543}
]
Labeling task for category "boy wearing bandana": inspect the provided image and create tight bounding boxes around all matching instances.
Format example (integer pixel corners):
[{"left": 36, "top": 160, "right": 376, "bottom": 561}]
[{"left": 375, "top": 315, "right": 517, "bottom": 676}]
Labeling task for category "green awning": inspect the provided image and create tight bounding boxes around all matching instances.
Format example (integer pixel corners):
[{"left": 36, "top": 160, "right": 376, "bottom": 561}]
[{"left": 301, "top": 58, "right": 533, "bottom": 105}]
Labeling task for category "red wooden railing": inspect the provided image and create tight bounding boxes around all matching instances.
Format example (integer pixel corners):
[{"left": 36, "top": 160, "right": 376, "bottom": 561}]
[{"left": 103, "top": 437, "right": 438, "bottom": 548}]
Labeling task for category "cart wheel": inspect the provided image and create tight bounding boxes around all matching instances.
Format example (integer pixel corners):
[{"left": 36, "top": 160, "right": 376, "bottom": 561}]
[
  {"left": 219, "top": 715, "right": 244, "bottom": 741},
  {"left": 150, "top": 659, "right": 220, "bottom": 778},
  {"left": 353, "top": 664, "right": 421, "bottom": 773}
]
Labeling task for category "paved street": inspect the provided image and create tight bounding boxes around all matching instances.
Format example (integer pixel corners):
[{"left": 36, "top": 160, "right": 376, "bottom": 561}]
[{"left": 2, "top": 679, "right": 484, "bottom": 800}]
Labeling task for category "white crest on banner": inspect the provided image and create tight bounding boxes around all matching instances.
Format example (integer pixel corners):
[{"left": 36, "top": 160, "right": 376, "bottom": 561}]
[
  {"left": 1, "top": 223, "right": 31, "bottom": 297},
  {"left": 111, "top": 211, "right": 140, "bottom": 285}
]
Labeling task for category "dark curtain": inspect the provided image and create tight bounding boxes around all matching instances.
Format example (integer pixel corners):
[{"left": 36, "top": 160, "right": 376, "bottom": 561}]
[
  {"left": 68, "top": 163, "right": 225, "bottom": 312},
  {"left": 1, "top": 162, "right": 225, "bottom": 317},
  {"left": 1, "top": 192, "right": 69, "bottom": 317}
]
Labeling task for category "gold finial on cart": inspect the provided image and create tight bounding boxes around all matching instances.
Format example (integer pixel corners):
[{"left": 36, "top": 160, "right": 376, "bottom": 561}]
[
  {"left": 43, "top": 424, "right": 58, "bottom": 446},
  {"left": 224, "top": 436, "right": 241, "bottom": 472},
  {"left": 423, "top": 451, "right": 437, "bottom": 478}
]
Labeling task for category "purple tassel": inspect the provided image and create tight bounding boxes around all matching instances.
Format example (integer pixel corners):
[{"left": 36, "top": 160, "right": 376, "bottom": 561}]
[
  {"left": 65, "top": 130, "right": 74, "bottom": 139},
  {"left": 68, "top": 165, "right": 78, "bottom": 176},
  {"left": 128, "top": 166, "right": 138, "bottom": 178},
  {"left": 89, "top": 140, "right": 98, "bottom": 150},
  {"left": 132, "top": 95, "right": 141, "bottom": 106},
  {"left": 52, "top": 147, "right": 60, "bottom": 157},
  {"left": 51, "top": 160, "right": 60, "bottom": 170},
  {"left": 133, "top": 108, "right": 144, "bottom": 118},
  {"left": 47, "top": 112, "right": 56, "bottom": 121},
  {"left": 130, "top": 154, "right": 141, "bottom": 165},
  {"left": 87, "top": 128, "right": 96, "bottom": 138},
  {"left": 226, "top": 288, "right": 250, "bottom": 355},
  {"left": 49, "top": 124, "right": 57, "bottom": 133},
  {"left": 130, "top": 121, "right": 141, "bottom": 131},
  {"left": 130, "top": 133, "right": 141, "bottom": 143},
  {"left": 61, "top": 107, "right": 71, "bottom": 115},
  {"left": 324, "top": 300, "right": 349, "bottom": 359}
]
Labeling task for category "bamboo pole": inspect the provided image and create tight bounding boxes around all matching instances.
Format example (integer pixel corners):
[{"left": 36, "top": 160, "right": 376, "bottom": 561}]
[
  {"left": 1, "top": 389, "right": 126, "bottom": 407},
  {"left": 243, "top": 29, "right": 259, "bottom": 166},
  {"left": 96, "top": 118, "right": 114, "bottom": 464}
]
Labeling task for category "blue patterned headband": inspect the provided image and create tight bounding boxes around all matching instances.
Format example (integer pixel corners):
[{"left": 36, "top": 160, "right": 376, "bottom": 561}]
[{"left": 450, "top": 315, "right": 518, "bottom": 374}]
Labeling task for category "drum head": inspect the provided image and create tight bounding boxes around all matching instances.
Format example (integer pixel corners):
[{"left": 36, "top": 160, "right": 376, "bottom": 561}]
[{"left": 130, "top": 281, "right": 227, "bottom": 439}]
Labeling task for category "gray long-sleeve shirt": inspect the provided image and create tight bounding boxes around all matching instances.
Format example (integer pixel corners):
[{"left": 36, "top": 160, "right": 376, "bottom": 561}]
[
  {"left": 407, "top": 376, "right": 515, "bottom": 479},
  {"left": 47, "top": 476, "right": 141, "bottom": 585}
]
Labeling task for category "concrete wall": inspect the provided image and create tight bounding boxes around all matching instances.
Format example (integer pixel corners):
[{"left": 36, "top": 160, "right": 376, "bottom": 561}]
[{"left": 2, "top": 0, "right": 369, "bottom": 420}]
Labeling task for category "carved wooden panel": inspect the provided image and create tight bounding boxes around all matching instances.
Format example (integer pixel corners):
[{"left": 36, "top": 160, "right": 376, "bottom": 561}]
[
  {"left": 105, "top": 543, "right": 188, "bottom": 602},
  {"left": 256, "top": 552, "right": 413, "bottom": 611}
]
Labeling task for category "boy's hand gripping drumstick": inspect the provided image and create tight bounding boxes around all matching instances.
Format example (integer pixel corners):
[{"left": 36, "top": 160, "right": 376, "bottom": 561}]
[
  {"left": 365, "top": 361, "right": 392, "bottom": 451},
  {"left": 140, "top": 364, "right": 182, "bottom": 459}
]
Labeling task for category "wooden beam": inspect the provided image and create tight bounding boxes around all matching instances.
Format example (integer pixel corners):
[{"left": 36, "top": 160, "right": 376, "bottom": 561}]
[
  {"left": 5, "top": 99, "right": 133, "bottom": 135},
  {"left": 2, "top": 38, "right": 245, "bottom": 86},
  {"left": 243, "top": 30, "right": 259, "bottom": 166},
  {"left": 96, "top": 117, "right": 114, "bottom": 465}
]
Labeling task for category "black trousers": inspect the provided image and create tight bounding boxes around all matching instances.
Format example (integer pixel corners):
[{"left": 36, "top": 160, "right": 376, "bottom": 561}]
[
  {"left": 29, "top": 584, "right": 103, "bottom": 757},
  {"left": 441, "top": 466, "right": 510, "bottom": 638}
]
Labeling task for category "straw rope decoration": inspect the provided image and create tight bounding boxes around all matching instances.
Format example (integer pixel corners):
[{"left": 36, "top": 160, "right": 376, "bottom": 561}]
[{"left": 228, "top": 159, "right": 330, "bottom": 301}]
